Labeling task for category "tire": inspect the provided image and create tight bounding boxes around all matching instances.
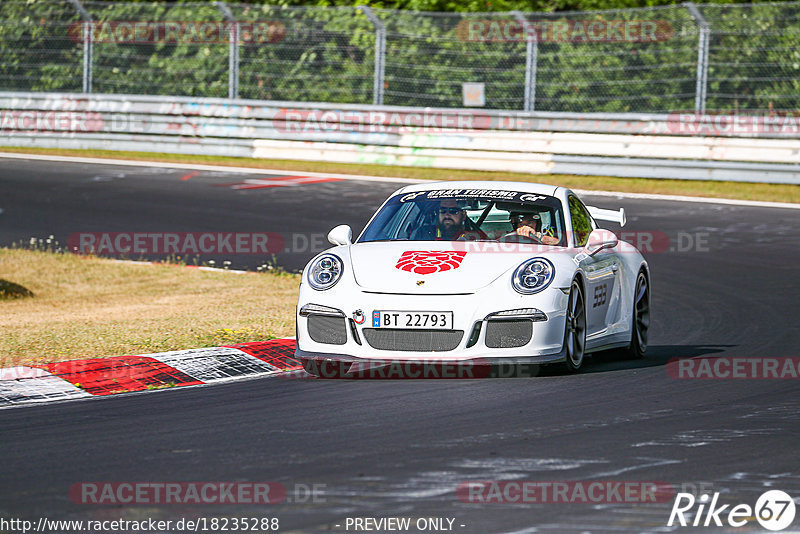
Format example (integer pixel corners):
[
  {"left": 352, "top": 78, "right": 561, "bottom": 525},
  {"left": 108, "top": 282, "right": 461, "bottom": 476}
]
[
  {"left": 625, "top": 271, "right": 650, "bottom": 359},
  {"left": 563, "top": 279, "right": 587, "bottom": 373}
]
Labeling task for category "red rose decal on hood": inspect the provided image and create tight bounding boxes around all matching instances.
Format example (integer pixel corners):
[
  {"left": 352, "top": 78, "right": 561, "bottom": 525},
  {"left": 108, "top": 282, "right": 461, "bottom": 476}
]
[{"left": 395, "top": 251, "right": 468, "bottom": 275}]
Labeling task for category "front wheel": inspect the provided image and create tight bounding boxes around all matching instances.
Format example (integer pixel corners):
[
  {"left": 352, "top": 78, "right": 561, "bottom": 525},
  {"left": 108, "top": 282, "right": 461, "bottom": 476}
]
[
  {"left": 625, "top": 271, "right": 650, "bottom": 359},
  {"left": 563, "top": 280, "right": 587, "bottom": 373}
]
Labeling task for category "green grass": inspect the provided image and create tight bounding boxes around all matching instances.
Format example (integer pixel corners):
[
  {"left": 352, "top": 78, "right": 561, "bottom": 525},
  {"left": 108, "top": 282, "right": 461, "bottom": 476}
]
[
  {"left": 2, "top": 146, "right": 798, "bottom": 204},
  {"left": 0, "top": 248, "right": 299, "bottom": 366}
]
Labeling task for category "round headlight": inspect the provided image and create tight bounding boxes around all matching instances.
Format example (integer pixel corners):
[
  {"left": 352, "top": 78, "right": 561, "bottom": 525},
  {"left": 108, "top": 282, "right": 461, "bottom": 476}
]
[
  {"left": 307, "top": 253, "right": 343, "bottom": 290},
  {"left": 512, "top": 258, "right": 555, "bottom": 294}
]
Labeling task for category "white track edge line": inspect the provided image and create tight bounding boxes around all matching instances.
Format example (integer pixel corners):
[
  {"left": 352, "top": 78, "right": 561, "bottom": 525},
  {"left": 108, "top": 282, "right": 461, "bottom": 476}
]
[
  {"left": 571, "top": 188, "right": 800, "bottom": 210},
  {"left": 0, "top": 151, "right": 425, "bottom": 184},
  {"left": 1, "top": 151, "right": 797, "bottom": 210}
]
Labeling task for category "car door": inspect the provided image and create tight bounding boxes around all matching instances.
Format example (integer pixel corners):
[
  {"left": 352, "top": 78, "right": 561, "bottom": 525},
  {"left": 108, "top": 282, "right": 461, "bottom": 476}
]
[{"left": 569, "top": 195, "right": 621, "bottom": 336}]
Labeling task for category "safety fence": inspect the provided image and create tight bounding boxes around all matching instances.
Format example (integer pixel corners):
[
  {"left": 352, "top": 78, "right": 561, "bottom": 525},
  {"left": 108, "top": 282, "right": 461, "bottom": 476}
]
[
  {"left": 1, "top": 92, "right": 798, "bottom": 184},
  {"left": 1, "top": 1, "right": 800, "bottom": 114}
]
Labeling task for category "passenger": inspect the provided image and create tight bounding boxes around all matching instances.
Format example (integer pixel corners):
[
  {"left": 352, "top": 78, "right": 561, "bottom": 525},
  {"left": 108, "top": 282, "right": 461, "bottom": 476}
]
[{"left": 509, "top": 211, "right": 559, "bottom": 245}]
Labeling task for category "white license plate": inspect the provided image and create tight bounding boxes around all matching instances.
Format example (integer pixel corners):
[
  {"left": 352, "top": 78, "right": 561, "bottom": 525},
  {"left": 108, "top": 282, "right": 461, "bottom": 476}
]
[{"left": 372, "top": 311, "right": 453, "bottom": 329}]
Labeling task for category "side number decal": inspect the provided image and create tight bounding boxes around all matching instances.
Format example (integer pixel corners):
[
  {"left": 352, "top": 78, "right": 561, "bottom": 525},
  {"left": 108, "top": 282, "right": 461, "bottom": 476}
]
[{"left": 593, "top": 284, "right": 608, "bottom": 308}]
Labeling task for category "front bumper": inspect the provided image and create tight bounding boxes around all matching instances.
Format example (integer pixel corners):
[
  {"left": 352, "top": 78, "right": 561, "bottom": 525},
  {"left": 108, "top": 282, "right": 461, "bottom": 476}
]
[{"left": 296, "top": 287, "right": 569, "bottom": 364}]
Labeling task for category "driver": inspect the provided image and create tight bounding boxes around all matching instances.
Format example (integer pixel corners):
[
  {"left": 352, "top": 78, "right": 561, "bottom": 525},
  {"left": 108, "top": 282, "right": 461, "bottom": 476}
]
[
  {"left": 510, "top": 211, "right": 559, "bottom": 245},
  {"left": 436, "top": 199, "right": 467, "bottom": 240}
]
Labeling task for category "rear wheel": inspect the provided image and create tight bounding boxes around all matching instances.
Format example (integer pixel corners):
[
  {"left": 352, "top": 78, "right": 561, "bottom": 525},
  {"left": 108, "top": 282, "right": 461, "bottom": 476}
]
[
  {"left": 563, "top": 280, "right": 587, "bottom": 373},
  {"left": 626, "top": 271, "right": 650, "bottom": 359}
]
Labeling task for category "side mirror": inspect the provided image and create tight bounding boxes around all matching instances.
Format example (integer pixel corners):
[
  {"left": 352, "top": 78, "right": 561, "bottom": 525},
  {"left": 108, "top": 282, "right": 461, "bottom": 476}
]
[
  {"left": 327, "top": 225, "right": 352, "bottom": 246},
  {"left": 585, "top": 228, "right": 618, "bottom": 256}
]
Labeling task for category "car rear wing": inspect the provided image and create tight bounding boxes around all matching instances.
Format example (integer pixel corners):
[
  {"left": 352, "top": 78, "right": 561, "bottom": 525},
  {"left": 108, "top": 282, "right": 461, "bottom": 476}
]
[{"left": 586, "top": 206, "right": 626, "bottom": 227}]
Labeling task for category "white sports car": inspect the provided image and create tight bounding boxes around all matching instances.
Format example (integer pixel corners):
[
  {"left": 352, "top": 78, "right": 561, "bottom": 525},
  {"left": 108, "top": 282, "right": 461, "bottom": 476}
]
[{"left": 295, "top": 181, "right": 650, "bottom": 375}]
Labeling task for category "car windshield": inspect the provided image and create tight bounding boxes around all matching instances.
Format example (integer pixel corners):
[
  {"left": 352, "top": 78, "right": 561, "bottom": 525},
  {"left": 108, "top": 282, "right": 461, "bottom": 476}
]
[{"left": 358, "top": 189, "right": 566, "bottom": 246}]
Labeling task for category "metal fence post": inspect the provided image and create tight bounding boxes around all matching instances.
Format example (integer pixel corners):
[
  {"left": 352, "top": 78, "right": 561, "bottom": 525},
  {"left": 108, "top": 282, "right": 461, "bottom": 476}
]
[
  {"left": 359, "top": 6, "right": 385, "bottom": 106},
  {"left": 511, "top": 11, "right": 537, "bottom": 112},
  {"left": 215, "top": 1, "right": 239, "bottom": 99},
  {"left": 684, "top": 2, "right": 710, "bottom": 114},
  {"left": 66, "top": 0, "right": 92, "bottom": 93}
]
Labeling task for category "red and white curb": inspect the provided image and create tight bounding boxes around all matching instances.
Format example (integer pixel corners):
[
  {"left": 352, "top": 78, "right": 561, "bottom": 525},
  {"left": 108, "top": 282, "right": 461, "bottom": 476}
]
[{"left": 0, "top": 339, "right": 300, "bottom": 409}]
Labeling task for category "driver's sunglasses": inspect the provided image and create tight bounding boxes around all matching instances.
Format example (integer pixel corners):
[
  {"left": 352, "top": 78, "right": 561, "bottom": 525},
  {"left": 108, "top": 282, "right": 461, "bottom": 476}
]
[
  {"left": 438, "top": 207, "right": 462, "bottom": 215},
  {"left": 512, "top": 214, "right": 536, "bottom": 221}
]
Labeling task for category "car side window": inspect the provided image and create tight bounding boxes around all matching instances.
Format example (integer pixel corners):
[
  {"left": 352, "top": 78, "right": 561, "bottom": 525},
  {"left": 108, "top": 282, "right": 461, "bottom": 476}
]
[{"left": 568, "top": 196, "right": 594, "bottom": 247}]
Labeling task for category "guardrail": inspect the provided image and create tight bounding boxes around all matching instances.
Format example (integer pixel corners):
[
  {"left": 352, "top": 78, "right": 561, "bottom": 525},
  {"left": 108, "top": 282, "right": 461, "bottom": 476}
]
[{"left": 1, "top": 92, "right": 798, "bottom": 184}]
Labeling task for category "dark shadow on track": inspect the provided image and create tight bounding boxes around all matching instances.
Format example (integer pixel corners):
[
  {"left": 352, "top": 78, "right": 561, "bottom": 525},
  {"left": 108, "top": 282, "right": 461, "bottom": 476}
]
[
  {"left": 284, "top": 345, "right": 734, "bottom": 380},
  {"left": 579, "top": 344, "right": 734, "bottom": 375}
]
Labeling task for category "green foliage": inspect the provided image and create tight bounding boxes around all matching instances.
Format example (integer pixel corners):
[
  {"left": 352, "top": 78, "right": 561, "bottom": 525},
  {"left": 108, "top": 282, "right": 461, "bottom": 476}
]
[
  {"left": 89, "top": 2, "right": 229, "bottom": 96},
  {"left": 234, "top": 4, "right": 375, "bottom": 102},
  {"left": 700, "top": 3, "right": 800, "bottom": 111},
  {"left": 0, "top": 1, "right": 82, "bottom": 91},
  {"left": 1, "top": 1, "right": 798, "bottom": 112}
]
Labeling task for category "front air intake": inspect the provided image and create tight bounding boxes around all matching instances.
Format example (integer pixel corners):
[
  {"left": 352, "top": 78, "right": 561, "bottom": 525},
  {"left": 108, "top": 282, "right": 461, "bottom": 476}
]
[
  {"left": 362, "top": 329, "right": 463, "bottom": 352},
  {"left": 485, "top": 320, "right": 532, "bottom": 348},
  {"left": 308, "top": 315, "right": 347, "bottom": 345}
]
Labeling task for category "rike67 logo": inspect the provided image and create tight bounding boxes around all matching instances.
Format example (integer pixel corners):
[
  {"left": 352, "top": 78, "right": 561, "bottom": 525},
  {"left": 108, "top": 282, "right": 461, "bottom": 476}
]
[
  {"left": 395, "top": 251, "right": 467, "bottom": 275},
  {"left": 668, "top": 490, "right": 796, "bottom": 530}
]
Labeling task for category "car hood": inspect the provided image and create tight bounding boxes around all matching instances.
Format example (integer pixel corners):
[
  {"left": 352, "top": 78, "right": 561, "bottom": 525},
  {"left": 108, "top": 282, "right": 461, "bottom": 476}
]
[{"left": 348, "top": 241, "right": 558, "bottom": 294}]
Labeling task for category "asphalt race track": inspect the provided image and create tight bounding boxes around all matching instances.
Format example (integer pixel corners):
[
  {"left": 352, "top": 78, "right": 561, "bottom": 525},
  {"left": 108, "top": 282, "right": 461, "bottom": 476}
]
[
  {"left": 2, "top": 157, "right": 800, "bottom": 533},
  {"left": 0, "top": 158, "right": 403, "bottom": 271}
]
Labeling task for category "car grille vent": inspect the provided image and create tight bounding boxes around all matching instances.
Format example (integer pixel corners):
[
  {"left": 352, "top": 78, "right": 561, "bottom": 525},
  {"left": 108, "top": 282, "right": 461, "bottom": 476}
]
[
  {"left": 485, "top": 320, "right": 532, "bottom": 348},
  {"left": 308, "top": 315, "right": 347, "bottom": 345},
  {"left": 362, "top": 329, "right": 464, "bottom": 352}
]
